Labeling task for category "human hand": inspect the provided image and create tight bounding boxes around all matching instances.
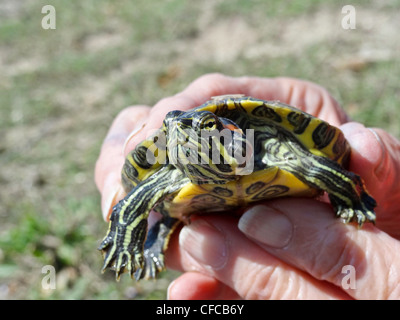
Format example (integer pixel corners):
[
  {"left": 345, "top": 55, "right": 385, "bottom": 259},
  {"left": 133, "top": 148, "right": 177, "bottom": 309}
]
[{"left": 95, "top": 73, "right": 400, "bottom": 299}]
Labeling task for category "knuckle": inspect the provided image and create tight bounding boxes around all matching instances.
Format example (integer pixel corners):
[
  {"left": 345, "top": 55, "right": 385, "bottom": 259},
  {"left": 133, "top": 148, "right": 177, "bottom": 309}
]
[
  {"left": 308, "top": 227, "right": 365, "bottom": 285},
  {"left": 238, "top": 265, "right": 297, "bottom": 300}
]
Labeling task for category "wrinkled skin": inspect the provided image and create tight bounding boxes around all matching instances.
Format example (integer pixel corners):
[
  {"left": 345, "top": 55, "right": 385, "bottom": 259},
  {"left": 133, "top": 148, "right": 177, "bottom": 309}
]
[{"left": 95, "top": 74, "right": 400, "bottom": 300}]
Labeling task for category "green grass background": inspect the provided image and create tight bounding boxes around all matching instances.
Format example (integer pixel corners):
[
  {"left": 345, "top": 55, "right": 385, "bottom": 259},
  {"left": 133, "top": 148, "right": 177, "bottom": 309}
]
[{"left": 0, "top": 0, "right": 399, "bottom": 299}]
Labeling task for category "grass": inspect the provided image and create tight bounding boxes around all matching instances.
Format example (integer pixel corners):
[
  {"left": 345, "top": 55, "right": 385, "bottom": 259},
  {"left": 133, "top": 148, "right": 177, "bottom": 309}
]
[{"left": 0, "top": 0, "right": 399, "bottom": 299}]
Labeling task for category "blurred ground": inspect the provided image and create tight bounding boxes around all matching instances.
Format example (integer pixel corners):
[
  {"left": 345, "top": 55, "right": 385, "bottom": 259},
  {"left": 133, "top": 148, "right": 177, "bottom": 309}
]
[{"left": 0, "top": 0, "right": 399, "bottom": 299}]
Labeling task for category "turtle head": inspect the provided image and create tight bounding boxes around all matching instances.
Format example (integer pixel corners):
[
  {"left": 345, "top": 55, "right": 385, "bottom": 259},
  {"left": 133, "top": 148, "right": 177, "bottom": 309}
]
[{"left": 164, "top": 110, "right": 253, "bottom": 184}]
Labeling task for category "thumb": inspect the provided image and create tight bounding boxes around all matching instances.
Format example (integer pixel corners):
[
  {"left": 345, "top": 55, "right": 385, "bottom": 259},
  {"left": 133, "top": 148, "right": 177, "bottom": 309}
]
[
  {"left": 239, "top": 199, "right": 400, "bottom": 300},
  {"left": 340, "top": 122, "right": 400, "bottom": 237}
]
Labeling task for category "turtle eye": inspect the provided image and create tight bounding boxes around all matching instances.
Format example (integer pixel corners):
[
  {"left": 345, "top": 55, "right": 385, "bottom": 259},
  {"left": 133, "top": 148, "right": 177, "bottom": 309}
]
[{"left": 201, "top": 116, "right": 218, "bottom": 131}]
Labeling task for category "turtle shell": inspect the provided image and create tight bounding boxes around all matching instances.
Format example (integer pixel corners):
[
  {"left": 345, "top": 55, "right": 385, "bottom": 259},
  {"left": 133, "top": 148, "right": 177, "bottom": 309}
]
[{"left": 122, "top": 96, "right": 350, "bottom": 218}]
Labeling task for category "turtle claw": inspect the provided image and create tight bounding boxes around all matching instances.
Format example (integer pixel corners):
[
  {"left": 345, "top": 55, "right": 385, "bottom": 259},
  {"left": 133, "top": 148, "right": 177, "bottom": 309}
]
[
  {"left": 330, "top": 186, "right": 376, "bottom": 227},
  {"left": 113, "top": 250, "right": 144, "bottom": 281},
  {"left": 98, "top": 232, "right": 144, "bottom": 281},
  {"left": 335, "top": 204, "right": 376, "bottom": 227},
  {"left": 98, "top": 235, "right": 115, "bottom": 271},
  {"left": 134, "top": 249, "right": 165, "bottom": 280},
  {"left": 100, "top": 246, "right": 144, "bottom": 281}
]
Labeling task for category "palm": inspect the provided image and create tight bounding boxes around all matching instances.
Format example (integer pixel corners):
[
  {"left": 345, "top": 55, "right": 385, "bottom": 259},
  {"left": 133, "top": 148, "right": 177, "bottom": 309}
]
[{"left": 96, "top": 74, "right": 400, "bottom": 300}]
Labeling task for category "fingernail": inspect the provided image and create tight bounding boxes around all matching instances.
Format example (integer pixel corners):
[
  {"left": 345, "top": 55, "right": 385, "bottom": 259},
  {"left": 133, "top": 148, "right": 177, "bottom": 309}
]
[
  {"left": 239, "top": 205, "right": 293, "bottom": 248},
  {"left": 123, "top": 121, "right": 147, "bottom": 152},
  {"left": 179, "top": 219, "right": 228, "bottom": 269},
  {"left": 166, "top": 279, "right": 177, "bottom": 300},
  {"left": 102, "top": 183, "right": 124, "bottom": 221},
  {"left": 367, "top": 128, "right": 387, "bottom": 180},
  {"left": 340, "top": 123, "right": 383, "bottom": 164},
  {"left": 340, "top": 123, "right": 387, "bottom": 181}
]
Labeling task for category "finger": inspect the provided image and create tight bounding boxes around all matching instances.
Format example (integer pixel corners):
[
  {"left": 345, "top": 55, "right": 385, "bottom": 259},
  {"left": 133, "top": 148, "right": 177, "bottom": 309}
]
[
  {"left": 178, "top": 73, "right": 347, "bottom": 124},
  {"left": 166, "top": 216, "right": 350, "bottom": 300},
  {"left": 95, "top": 105, "right": 151, "bottom": 220},
  {"left": 239, "top": 199, "right": 400, "bottom": 299},
  {"left": 167, "top": 272, "right": 240, "bottom": 300},
  {"left": 341, "top": 122, "right": 400, "bottom": 237},
  {"left": 236, "top": 75, "right": 349, "bottom": 125},
  {"left": 124, "top": 73, "right": 348, "bottom": 152}
]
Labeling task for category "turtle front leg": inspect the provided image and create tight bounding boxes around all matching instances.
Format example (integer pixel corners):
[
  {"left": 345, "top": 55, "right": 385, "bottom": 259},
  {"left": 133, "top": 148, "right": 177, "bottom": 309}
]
[
  {"left": 98, "top": 165, "right": 188, "bottom": 280},
  {"left": 98, "top": 199, "right": 148, "bottom": 281}
]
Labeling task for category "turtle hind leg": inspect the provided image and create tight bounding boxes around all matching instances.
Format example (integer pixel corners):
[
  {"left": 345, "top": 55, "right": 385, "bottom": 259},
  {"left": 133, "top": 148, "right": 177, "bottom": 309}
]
[
  {"left": 260, "top": 132, "right": 377, "bottom": 227},
  {"left": 328, "top": 174, "right": 376, "bottom": 227},
  {"left": 134, "top": 216, "right": 180, "bottom": 280}
]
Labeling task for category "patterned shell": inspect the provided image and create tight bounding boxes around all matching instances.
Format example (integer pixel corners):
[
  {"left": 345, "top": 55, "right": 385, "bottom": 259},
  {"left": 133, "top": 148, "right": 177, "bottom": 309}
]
[{"left": 121, "top": 96, "right": 350, "bottom": 218}]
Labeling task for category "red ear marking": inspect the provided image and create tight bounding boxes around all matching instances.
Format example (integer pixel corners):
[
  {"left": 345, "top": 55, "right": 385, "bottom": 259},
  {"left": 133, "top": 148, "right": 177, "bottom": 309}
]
[{"left": 223, "top": 124, "right": 240, "bottom": 131}]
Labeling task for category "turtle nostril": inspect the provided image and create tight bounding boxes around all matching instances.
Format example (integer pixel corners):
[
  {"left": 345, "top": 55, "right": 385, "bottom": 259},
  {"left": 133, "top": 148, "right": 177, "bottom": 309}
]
[{"left": 177, "top": 135, "right": 187, "bottom": 145}]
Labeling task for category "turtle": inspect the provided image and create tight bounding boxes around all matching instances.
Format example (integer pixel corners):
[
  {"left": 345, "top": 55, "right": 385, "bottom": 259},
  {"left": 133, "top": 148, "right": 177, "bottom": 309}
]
[{"left": 98, "top": 95, "right": 376, "bottom": 281}]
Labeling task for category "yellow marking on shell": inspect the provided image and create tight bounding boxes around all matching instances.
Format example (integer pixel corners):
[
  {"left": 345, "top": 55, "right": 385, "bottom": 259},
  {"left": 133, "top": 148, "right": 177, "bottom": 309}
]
[
  {"left": 240, "top": 167, "right": 313, "bottom": 201},
  {"left": 167, "top": 166, "right": 313, "bottom": 218},
  {"left": 123, "top": 130, "right": 167, "bottom": 192},
  {"left": 144, "top": 138, "right": 167, "bottom": 167}
]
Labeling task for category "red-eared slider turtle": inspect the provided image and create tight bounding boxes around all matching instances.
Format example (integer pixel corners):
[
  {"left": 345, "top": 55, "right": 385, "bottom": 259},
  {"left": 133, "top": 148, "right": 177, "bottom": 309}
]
[{"left": 99, "top": 95, "right": 376, "bottom": 280}]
